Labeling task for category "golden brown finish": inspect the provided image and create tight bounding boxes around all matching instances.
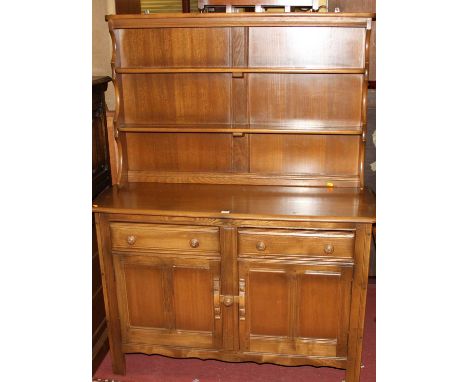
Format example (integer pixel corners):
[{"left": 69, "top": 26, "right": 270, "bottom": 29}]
[
  {"left": 110, "top": 222, "right": 220, "bottom": 253},
  {"left": 126, "top": 171, "right": 361, "bottom": 187},
  {"left": 119, "top": 124, "right": 363, "bottom": 135},
  {"left": 116, "top": 68, "right": 366, "bottom": 74},
  {"left": 93, "top": 183, "right": 376, "bottom": 223},
  {"left": 126, "top": 133, "right": 232, "bottom": 173},
  {"left": 95, "top": 13, "right": 375, "bottom": 382},
  {"left": 238, "top": 260, "right": 353, "bottom": 358},
  {"left": 107, "top": 13, "right": 371, "bottom": 188},
  {"left": 248, "top": 27, "right": 366, "bottom": 68},
  {"left": 119, "top": 28, "right": 231, "bottom": 68},
  {"left": 249, "top": 135, "right": 360, "bottom": 175},
  {"left": 248, "top": 74, "right": 363, "bottom": 128},
  {"left": 238, "top": 228, "right": 355, "bottom": 258}
]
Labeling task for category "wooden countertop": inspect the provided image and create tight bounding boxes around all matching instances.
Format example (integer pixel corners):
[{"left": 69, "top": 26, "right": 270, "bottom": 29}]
[{"left": 93, "top": 183, "right": 375, "bottom": 223}]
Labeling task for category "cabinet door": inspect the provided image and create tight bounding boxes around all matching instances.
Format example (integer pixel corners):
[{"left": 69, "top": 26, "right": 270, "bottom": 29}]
[
  {"left": 113, "top": 253, "right": 222, "bottom": 349},
  {"left": 238, "top": 260, "right": 353, "bottom": 358}
]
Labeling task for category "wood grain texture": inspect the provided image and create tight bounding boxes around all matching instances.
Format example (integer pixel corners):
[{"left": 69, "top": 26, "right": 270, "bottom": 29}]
[
  {"left": 249, "top": 135, "right": 360, "bottom": 175},
  {"left": 239, "top": 260, "right": 353, "bottom": 358},
  {"left": 97, "top": 14, "right": 375, "bottom": 380},
  {"left": 116, "top": 67, "right": 365, "bottom": 74},
  {"left": 249, "top": 27, "right": 365, "bottom": 68},
  {"left": 121, "top": 74, "right": 231, "bottom": 125},
  {"left": 106, "top": 14, "right": 372, "bottom": 188},
  {"left": 107, "top": 13, "right": 374, "bottom": 30},
  {"left": 345, "top": 223, "right": 372, "bottom": 382},
  {"left": 119, "top": 125, "right": 362, "bottom": 135},
  {"left": 220, "top": 227, "right": 239, "bottom": 350},
  {"left": 248, "top": 73, "right": 363, "bottom": 129},
  {"left": 113, "top": 251, "right": 222, "bottom": 349},
  {"left": 119, "top": 28, "right": 230, "bottom": 68},
  {"left": 93, "top": 183, "right": 376, "bottom": 223},
  {"left": 110, "top": 223, "right": 220, "bottom": 253},
  {"left": 95, "top": 214, "right": 126, "bottom": 374},
  {"left": 173, "top": 266, "right": 214, "bottom": 331},
  {"left": 238, "top": 228, "right": 355, "bottom": 258},
  {"left": 125, "top": 133, "right": 233, "bottom": 173},
  {"left": 126, "top": 171, "right": 360, "bottom": 187},
  {"left": 122, "top": 264, "right": 167, "bottom": 328}
]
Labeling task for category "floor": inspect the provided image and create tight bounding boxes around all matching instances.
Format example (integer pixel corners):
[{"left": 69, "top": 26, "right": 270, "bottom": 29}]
[{"left": 94, "top": 284, "right": 376, "bottom": 382}]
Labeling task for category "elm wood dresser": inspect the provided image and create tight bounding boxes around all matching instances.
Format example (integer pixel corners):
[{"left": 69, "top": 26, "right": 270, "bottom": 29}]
[{"left": 93, "top": 13, "right": 376, "bottom": 382}]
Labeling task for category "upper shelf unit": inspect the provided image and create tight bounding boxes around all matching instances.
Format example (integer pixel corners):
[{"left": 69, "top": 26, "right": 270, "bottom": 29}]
[{"left": 107, "top": 14, "right": 373, "bottom": 188}]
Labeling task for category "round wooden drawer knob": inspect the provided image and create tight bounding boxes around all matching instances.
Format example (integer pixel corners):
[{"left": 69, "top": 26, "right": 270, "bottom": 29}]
[
  {"left": 324, "top": 243, "right": 334, "bottom": 254},
  {"left": 256, "top": 241, "right": 266, "bottom": 251},
  {"left": 190, "top": 238, "right": 200, "bottom": 248},
  {"left": 127, "top": 235, "right": 136, "bottom": 245}
]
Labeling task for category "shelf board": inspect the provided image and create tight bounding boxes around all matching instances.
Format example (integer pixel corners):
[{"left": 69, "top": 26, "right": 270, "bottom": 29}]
[
  {"left": 118, "top": 124, "right": 362, "bottom": 135},
  {"left": 115, "top": 67, "right": 365, "bottom": 75}
]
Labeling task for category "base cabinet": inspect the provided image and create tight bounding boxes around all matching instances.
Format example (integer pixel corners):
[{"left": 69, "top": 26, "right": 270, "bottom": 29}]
[{"left": 96, "top": 215, "right": 372, "bottom": 381}]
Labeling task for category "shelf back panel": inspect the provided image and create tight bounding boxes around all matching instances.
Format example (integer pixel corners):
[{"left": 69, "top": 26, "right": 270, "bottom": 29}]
[
  {"left": 126, "top": 133, "right": 233, "bottom": 173},
  {"left": 248, "top": 73, "right": 363, "bottom": 128},
  {"left": 121, "top": 73, "right": 232, "bottom": 125},
  {"left": 119, "top": 28, "right": 231, "bottom": 68},
  {"left": 249, "top": 27, "right": 366, "bottom": 69}
]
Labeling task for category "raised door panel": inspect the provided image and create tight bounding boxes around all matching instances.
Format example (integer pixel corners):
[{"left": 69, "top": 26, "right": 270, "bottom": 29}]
[
  {"left": 113, "top": 253, "right": 221, "bottom": 349},
  {"left": 249, "top": 27, "right": 365, "bottom": 68},
  {"left": 119, "top": 28, "right": 230, "bottom": 68},
  {"left": 248, "top": 271, "right": 290, "bottom": 337},
  {"left": 121, "top": 73, "right": 231, "bottom": 125},
  {"left": 239, "top": 260, "right": 352, "bottom": 358},
  {"left": 124, "top": 264, "right": 167, "bottom": 328},
  {"left": 173, "top": 266, "right": 214, "bottom": 332}
]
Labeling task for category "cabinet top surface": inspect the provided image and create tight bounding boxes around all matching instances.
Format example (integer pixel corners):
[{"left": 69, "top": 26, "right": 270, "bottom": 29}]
[{"left": 93, "top": 183, "right": 375, "bottom": 223}]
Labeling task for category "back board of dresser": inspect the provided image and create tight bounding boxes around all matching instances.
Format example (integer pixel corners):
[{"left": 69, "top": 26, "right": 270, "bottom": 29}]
[{"left": 107, "top": 13, "right": 373, "bottom": 188}]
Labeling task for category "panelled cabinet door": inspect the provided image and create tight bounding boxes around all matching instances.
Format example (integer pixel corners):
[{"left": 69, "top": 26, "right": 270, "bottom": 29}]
[
  {"left": 113, "top": 253, "right": 222, "bottom": 349},
  {"left": 238, "top": 260, "right": 353, "bottom": 358}
]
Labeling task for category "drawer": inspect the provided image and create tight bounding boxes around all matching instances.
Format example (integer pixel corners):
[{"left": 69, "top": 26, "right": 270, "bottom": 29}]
[
  {"left": 238, "top": 229, "right": 354, "bottom": 258},
  {"left": 110, "top": 223, "right": 220, "bottom": 253}
]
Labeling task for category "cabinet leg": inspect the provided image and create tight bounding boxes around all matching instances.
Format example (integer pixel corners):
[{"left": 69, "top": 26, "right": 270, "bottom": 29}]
[
  {"left": 345, "top": 359, "right": 362, "bottom": 382},
  {"left": 108, "top": 322, "right": 125, "bottom": 374},
  {"left": 110, "top": 348, "right": 126, "bottom": 375}
]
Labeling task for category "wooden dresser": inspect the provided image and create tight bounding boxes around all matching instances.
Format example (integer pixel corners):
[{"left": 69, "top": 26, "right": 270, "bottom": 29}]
[{"left": 93, "top": 13, "right": 375, "bottom": 382}]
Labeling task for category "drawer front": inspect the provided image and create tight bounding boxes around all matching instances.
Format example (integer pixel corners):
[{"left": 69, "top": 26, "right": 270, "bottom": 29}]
[
  {"left": 238, "top": 229, "right": 354, "bottom": 258},
  {"left": 110, "top": 223, "right": 220, "bottom": 253}
]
